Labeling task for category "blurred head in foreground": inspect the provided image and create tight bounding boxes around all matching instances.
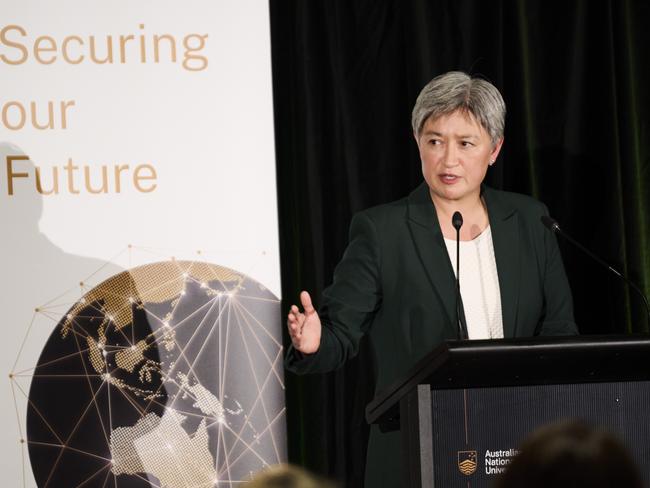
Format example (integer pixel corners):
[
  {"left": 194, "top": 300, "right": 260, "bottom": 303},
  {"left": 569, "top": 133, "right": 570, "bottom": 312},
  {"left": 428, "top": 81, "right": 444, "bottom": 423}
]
[
  {"left": 494, "top": 420, "right": 644, "bottom": 488},
  {"left": 242, "top": 464, "right": 335, "bottom": 488}
]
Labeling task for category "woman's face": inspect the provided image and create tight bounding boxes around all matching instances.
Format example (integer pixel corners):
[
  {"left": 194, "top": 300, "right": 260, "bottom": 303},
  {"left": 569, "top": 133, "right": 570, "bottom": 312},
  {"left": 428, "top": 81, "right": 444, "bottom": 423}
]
[{"left": 416, "top": 110, "right": 503, "bottom": 206}]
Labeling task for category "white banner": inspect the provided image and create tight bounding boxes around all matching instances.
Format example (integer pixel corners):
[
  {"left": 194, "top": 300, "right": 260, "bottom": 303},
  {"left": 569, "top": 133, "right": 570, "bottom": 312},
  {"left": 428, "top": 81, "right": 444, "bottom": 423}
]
[{"left": 2, "top": 1, "right": 285, "bottom": 486}]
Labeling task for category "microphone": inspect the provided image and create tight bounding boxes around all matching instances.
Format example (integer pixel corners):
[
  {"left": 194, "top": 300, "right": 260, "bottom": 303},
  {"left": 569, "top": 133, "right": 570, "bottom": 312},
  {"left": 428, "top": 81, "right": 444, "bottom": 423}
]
[
  {"left": 452, "top": 211, "right": 468, "bottom": 340},
  {"left": 541, "top": 215, "right": 650, "bottom": 326}
]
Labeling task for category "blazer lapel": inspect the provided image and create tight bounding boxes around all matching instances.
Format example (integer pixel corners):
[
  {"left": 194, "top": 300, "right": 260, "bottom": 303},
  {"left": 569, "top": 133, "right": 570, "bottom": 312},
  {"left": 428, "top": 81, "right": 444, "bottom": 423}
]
[
  {"left": 406, "top": 183, "right": 458, "bottom": 336},
  {"left": 483, "top": 186, "right": 520, "bottom": 338}
]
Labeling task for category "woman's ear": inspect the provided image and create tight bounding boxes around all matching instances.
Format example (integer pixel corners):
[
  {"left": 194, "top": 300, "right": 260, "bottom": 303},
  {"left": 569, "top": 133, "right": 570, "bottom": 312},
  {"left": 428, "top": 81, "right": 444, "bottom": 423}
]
[{"left": 490, "top": 137, "right": 504, "bottom": 163}]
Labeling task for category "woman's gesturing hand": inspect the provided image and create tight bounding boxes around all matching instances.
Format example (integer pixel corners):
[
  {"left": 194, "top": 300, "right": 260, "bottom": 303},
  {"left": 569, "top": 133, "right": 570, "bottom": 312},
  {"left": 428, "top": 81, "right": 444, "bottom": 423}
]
[{"left": 287, "top": 291, "right": 322, "bottom": 354}]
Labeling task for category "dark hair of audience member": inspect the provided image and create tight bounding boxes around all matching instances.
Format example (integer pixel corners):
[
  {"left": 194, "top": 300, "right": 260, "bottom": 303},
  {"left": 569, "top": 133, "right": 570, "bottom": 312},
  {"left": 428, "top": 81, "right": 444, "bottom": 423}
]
[
  {"left": 242, "top": 464, "right": 335, "bottom": 488},
  {"left": 494, "top": 421, "right": 644, "bottom": 488}
]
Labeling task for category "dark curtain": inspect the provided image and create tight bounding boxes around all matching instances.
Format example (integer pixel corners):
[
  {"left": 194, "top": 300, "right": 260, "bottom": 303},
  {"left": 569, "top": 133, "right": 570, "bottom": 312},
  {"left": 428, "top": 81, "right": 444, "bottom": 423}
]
[{"left": 270, "top": 0, "right": 650, "bottom": 485}]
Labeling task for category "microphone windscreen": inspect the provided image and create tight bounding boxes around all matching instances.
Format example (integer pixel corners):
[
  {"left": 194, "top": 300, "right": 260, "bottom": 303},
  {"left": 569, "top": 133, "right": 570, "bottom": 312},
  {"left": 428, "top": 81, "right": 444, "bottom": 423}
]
[
  {"left": 452, "top": 211, "right": 463, "bottom": 230},
  {"left": 541, "top": 215, "right": 559, "bottom": 232}
]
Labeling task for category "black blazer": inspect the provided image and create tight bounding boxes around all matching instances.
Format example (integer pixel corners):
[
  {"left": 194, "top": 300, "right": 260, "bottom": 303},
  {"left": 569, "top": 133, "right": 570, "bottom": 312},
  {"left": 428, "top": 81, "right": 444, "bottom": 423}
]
[
  {"left": 287, "top": 182, "right": 577, "bottom": 392},
  {"left": 285, "top": 183, "right": 577, "bottom": 486}
]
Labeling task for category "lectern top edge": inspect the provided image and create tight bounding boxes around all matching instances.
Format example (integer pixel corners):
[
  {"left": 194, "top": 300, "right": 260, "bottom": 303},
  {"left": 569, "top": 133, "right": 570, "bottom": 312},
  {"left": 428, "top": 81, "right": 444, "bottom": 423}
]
[{"left": 366, "top": 334, "right": 650, "bottom": 427}]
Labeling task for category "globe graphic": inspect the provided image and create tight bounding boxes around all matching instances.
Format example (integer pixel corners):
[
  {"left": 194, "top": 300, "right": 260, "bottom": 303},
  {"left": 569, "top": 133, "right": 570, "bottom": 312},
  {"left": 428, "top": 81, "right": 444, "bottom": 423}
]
[{"left": 26, "top": 261, "right": 285, "bottom": 487}]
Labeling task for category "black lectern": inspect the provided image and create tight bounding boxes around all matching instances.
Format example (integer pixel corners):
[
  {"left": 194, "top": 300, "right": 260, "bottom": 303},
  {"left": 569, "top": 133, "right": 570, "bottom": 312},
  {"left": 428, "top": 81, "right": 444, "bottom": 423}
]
[{"left": 366, "top": 335, "right": 650, "bottom": 488}]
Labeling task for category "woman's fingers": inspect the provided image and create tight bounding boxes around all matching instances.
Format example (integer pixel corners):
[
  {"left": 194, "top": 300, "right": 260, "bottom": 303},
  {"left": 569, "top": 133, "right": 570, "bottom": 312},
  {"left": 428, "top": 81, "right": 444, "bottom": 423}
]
[
  {"left": 288, "top": 308, "right": 304, "bottom": 325},
  {"left": 300, "top": 291, "right": 314, "bottom": 314},
  {"left": 287, "top": 306, "right": 304, "bottom": 344},
  {"left": 286, "top": 292, "right": 321, "bottom": 355}
]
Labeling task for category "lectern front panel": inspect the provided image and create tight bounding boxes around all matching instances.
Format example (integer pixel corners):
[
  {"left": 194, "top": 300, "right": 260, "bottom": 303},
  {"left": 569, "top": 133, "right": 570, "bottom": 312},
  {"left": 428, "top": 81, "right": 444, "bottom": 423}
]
[{"left": 430, "top": 381, "right": 650, "bottom": 487}]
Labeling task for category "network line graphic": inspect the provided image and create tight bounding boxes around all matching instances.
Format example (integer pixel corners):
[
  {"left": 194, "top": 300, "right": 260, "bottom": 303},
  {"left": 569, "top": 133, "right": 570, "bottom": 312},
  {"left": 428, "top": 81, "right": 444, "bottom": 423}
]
[{"left": 10, "top": 247, "right": 286, "bottom": 487}]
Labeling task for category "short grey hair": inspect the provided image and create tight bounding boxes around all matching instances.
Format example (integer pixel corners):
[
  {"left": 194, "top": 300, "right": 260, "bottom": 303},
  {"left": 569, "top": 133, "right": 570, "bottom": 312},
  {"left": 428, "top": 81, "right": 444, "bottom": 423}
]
[{"left": 411, "top": 71, "right": 506, "bottom": 144}]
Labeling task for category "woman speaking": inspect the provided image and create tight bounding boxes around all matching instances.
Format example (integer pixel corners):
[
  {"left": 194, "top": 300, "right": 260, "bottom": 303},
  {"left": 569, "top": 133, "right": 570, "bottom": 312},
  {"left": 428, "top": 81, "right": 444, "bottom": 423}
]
[{"left": 285, "top": 71, "right": 577, "bottom": 486}]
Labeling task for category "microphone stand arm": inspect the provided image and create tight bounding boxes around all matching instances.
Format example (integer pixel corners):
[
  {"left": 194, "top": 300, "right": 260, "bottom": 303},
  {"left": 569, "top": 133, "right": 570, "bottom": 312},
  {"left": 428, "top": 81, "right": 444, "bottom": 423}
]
[{"left": 550, "top": 221, "right": 650, "bottom": 328}]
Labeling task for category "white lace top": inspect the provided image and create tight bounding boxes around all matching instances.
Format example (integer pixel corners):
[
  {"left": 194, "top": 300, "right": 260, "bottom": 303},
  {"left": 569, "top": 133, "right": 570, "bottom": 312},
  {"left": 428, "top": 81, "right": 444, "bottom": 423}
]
[{"left": 444, "top": 226, "right": 504, "bottom": 339}]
